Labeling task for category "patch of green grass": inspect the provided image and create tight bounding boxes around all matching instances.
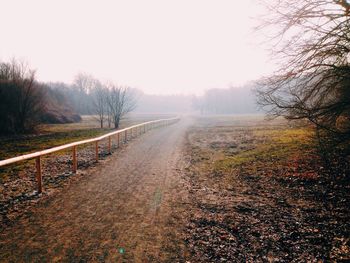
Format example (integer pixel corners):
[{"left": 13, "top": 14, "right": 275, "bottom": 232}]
[
  {"left": 213, "top": 127, "right": 315, "bottom": 174},
  {"left": 0, "top": 128, "right": 111, "bottom": 161}
]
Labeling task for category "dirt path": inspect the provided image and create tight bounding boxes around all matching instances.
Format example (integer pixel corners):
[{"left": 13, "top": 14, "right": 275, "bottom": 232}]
[{"left": 0, "top": 118, "right": 192, "bottom": 262}]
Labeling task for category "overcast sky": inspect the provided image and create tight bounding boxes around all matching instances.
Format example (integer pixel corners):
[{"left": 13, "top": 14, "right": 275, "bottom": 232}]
[{"left": 0, "top": 0, "right": 274, "bottom": 95}]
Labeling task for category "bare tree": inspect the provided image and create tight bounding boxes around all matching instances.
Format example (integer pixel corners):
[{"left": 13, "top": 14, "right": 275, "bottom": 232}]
[
  {"left": 106, "top": 84, "right": 137, "bottom": 129},
  {"left": 256, "top": 0, "right": 350, "bottom": 143},
  {"left": 73, "top": 73, "right": 95, "bottom": 94},
  {"left": 73, "top": 73, "right": 95, "bottom": 114},
  {"left": 105, "top": 95, "right": 113, "bottom": 128},
  {"left": 0, "top": 59, "right": 45, "bottom": 133},
  {"left": 91, "top": 79, "right": 108, "bottom": 128}
]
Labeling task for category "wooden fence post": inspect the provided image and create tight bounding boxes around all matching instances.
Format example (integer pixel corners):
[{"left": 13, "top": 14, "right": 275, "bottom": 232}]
[
  {"left": 95, "top": 141, "right": 99, "bottom": 162},
  {"left": 35, "top": 156, "right": 42, "bottom": 193},
  {"left": 72, "top": 146, "right": 77, "bottom": 173},
  {"left": 125, "top": 130, "right": 127, "bottom": 142},
  {"left": 108, "top": 136, "right": 111, "bottom": 154},
  {"left": 117, "top": 133, "right": 120, "bottom": 148}
]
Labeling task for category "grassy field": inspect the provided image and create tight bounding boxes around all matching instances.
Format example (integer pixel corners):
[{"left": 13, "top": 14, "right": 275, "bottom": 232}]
[{"left": 183, "top": 115, "right": 349, "bottom": 261}]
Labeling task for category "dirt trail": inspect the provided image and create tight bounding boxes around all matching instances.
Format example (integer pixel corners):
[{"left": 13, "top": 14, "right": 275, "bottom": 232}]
[{"left": 0, "top": 118, "right": 192, "bottom": 262}]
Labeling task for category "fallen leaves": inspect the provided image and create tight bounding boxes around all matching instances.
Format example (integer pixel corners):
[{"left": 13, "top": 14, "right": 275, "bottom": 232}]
[{"left": 0, "top": 140, "right": 117, "bottom": 229}]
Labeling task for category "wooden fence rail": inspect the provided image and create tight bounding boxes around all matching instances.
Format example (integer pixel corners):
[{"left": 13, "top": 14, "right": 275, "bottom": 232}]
[{"left": 0, "top": 117, "right": 180, "bottom": 193}]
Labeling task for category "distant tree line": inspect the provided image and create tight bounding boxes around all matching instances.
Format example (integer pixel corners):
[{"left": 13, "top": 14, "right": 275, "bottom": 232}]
[
  {"left": 135, "top": 93, "right": 193, "bottom": 113},
  {"left": 49, "top": 73, "right": 137, "bottom": 129},
  {"left": 0, "top": 60, "right": 137, "bottom": 134},
  {"left": 0, "top": 58, "right": 262, "bottom": 135},
  {"left": 193, "top": 86, "right": 258, "bottom": 114}
]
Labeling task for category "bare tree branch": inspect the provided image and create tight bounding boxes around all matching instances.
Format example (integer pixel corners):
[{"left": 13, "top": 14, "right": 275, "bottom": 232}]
[{"left": 256, "top": 0, "right": 350, "bottom": 142}]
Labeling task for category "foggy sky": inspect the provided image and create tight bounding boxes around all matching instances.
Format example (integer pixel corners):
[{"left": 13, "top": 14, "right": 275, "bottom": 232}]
[{"left": 0, "top": 0, "right": 274, "bottom": 95}]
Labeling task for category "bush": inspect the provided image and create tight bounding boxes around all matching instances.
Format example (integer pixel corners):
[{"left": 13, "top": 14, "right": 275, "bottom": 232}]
[
  {"left": 0, "top": 60, "right": 82, "bottom": 134},
  {"left": 0, "top": 60, "right": 45, "bottom": 134}
]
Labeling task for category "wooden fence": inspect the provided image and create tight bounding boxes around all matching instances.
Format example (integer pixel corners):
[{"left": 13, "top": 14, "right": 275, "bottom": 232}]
[{"left": 0, "top": 117, "right": 180, "bottom": 193}]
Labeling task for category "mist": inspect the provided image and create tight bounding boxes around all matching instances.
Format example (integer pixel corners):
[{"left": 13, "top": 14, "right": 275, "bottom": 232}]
[
  {"left": 0, "top": 0, "right": 272, "bottom": 95},
  {"left": 2, "top": 0, "right": 350, "bottom": 261}
]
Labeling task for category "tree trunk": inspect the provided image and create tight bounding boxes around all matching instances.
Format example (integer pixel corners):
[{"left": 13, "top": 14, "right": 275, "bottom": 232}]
[{"left": 114, "top": 117, "right": 120, "bottom": 129}]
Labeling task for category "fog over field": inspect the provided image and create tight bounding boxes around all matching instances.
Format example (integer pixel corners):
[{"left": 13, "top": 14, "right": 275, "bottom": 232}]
[
  {"left": 1, "top": 1, "right": 269, "bottom": 120},
  {"left": 0, "top": 0, "right": 272, "bottom": 96},
  {"left": 1, "top": 0, "right": 350, "bottom": 262}
]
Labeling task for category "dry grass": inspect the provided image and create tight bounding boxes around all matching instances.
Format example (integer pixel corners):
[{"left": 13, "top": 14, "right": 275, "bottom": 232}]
[{"left": 183, "top": 115, "right": 350, "bottom": 262}]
